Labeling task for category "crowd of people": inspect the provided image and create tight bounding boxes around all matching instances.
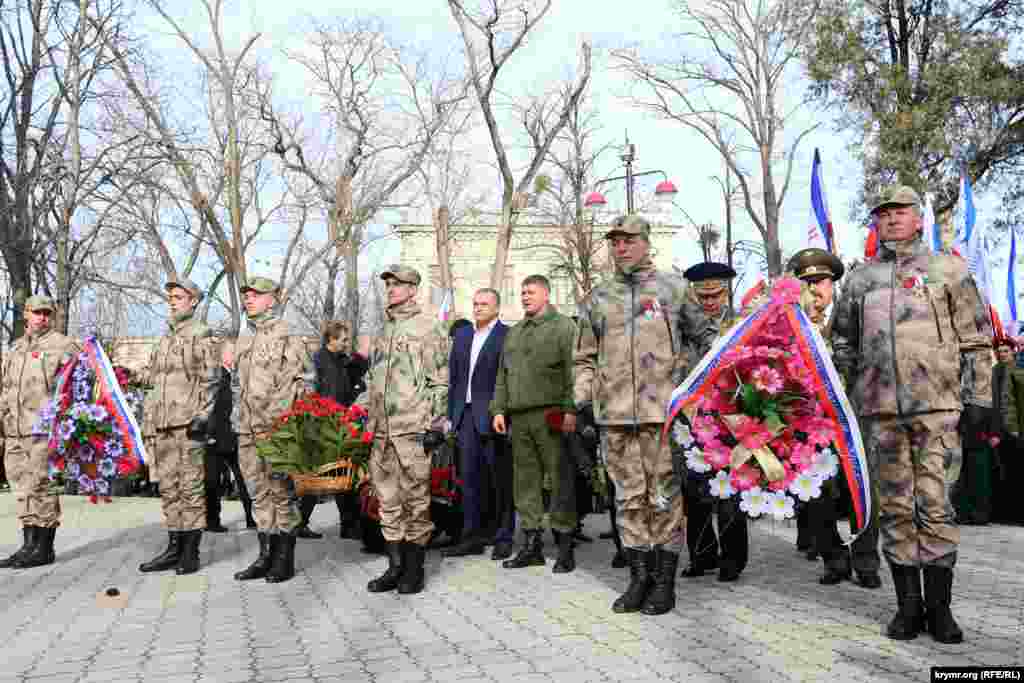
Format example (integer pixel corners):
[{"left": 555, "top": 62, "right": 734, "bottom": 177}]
[{"left": 1, "top": 183, "right": 1014, "bottom": 646}]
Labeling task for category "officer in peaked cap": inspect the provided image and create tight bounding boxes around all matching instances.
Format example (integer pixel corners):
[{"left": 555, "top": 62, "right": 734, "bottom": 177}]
[{"left": 680, "top": 261, "right": 748, "bottom": 583}]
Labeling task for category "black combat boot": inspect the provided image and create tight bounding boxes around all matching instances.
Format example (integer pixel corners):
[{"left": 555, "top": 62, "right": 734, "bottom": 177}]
[
  {"left": 234, "top": 532, "right": 272, "bottom": 580},
  {"left": 397, "top": 542, "right": 426, "bottom": 594},
  {"left": 552, "top": 530, "right": 575, "bottom": 574},
  {"left": 612, "top": 548, "right": 654, "bottom": 613},
  {"left": 266, "top": 533, "right": 297, "bottom": 583},
  {"left": 175, "top": 530, "right": 202, "bottom": 575},
  {"left": 16, "top": 527, "right": 56, "bottom": 568},
  {"left": 923, "top": 565, "right": 964, "bottom": 643},
  {"left": 139, "top": 531, "right": 182, "bottom": 572},
  {"left": 0, "top": 527, "right": 34, "bottom": 569},
  {"left": 502, "top": 529, "right": 545, "bottom": 569},
  {"left": 886, "top": 563, "right": 925, "bottom": 640},
  {"left": 368, "top": 542, "right": 405, "bottom": 592},
  {"left": 641, "top": 547, "right": 680, "bottom": 616}
]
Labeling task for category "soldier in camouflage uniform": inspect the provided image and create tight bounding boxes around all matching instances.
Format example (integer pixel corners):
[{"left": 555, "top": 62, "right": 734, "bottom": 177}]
[
  {"left": 833, "top": 186, "right": 993, "bottom": 644},
  {"left": 0, "top": 295, "right": 80, "bottom": 569},
  {"left": 788, "top": 248, "right": 882, "bottom": 590},
  {"left": 359, "top": 265, "right": 449, "bottom": 595},
  {"left": 230, "top": 277, "right": 315, "bottom": 584},
  {"left": 138, "top": 279, "right": 221, "bottom": 575},
  {"left": 679, "top": 262, "right": 750, "bottom": 583},
  {"left": 575, "top": 216, "right": 717, "bottom": 615}
]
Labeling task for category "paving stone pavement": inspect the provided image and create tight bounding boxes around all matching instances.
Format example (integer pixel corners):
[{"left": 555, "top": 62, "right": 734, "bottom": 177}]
[{"left": 0, "top": 493, "right": 1021, "bottom": 683}]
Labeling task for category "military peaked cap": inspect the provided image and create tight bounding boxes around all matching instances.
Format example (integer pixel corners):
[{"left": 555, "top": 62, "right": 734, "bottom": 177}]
[
  {"left": 379, "top": 265, "right": 422, "bottom": 286},
  {"left": 684, "top": 262, "right": 736, "bottom": 294},
  {"left": 787, "top": 248, "right": 845, "bottom": 282}
]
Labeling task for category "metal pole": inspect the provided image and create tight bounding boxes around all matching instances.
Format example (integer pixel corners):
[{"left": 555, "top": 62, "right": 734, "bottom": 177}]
[{"left": 622, "top": 133, "right": 636, "bottom": 215}]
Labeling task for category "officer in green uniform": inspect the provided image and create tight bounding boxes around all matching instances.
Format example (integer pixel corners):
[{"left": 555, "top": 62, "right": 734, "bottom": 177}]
[{"left": 491, "top": 274, "right": 578, "bottom": 573}]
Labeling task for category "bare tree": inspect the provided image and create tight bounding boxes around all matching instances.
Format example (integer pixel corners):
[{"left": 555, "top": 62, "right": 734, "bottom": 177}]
[
  {"left": 614, "top": 0, "right": 819, "bottom": 275},
  {"left": 447, "top": 0, "right": 592, "bottom": 289},
  {"left": 259, "top": 17, "right": 467, "bottom": 335}
]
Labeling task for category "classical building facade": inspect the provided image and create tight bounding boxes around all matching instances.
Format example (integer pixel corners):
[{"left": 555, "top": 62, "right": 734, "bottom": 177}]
[{"left": 394, "top": 215, "right": 681, "bottom": 323}]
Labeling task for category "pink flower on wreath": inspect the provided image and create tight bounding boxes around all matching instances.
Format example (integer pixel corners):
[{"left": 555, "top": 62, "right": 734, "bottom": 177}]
[
  {"left": 797, "top": 416, "right": 838, "bottom": 447},
  {"left": 693, "top": 415, "right": 723, "bottom": 444},
  {"left": 705, "top": 442, "right": 732, "bottom": 470},
  {"left": 788, "top": 441, "right": 817, "bottom": 473},
  {"left": 770, "top": 277, "right": 802, "bottom": 304},
  {"left": 731, "top": 415, "right": 774, "bottom": 450},
  {"left": 753, "top": 345, "right": 784, "bottom": 360},
  {"left": 751, "top": 366, "right": 785, "bottom": 395},
  {"left": 767, "top": 460, "right": 796, "bottom": 492},
  {"left": 707, "top": 388, "right": 735, "bottom": 413},
  {"left": 729, "top": 463, "right": 761, "bottom": 492}
]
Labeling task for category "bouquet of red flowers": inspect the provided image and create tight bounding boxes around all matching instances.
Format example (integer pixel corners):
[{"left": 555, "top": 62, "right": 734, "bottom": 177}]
[
  {"left": 257, "top": 394, "right": 372, "bottom": 478},
  {"left": 668, "top": 278, "right": 859, "bottom": 521}
]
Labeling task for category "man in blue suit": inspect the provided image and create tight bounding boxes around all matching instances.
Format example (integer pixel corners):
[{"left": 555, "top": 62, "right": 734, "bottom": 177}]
[{"left": 442, "top": 288, "right": 515, "bottom": 560}]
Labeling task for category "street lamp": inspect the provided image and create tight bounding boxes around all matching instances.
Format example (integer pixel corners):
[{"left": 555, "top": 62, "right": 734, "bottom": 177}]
[{"left": 584, "top": 134, "right": 678, "bottom": 215}]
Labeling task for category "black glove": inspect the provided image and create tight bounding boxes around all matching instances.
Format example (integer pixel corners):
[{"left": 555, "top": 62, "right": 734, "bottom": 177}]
[
  {"left": 187, "top": 416, "right": 209, "bottom": 442},
  {"left": 422, "top": 430, "right": 446, "bottom": 451}
]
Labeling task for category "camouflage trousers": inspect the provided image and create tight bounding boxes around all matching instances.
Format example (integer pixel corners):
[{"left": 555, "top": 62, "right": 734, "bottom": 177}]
[
  {"left": 603, "top": 426, "right": 685, "bottom": 552},
  {"left": 510, "top": 408, "right": 576, "bottom": 532},
  {"left": 862, "top": 411, "right": 961, "bottom": 568},
  {"left": 238, "top": 437, "right": 300, "bottom": 534},
  {"left": 369, "top": 436, "right": 433, "bottom": 546},
  {"left": 148, "top": 430, "right": 206, "bottom": 531},
  {"left": 4, "top": 437, "right": 60, "bottom": 528}
]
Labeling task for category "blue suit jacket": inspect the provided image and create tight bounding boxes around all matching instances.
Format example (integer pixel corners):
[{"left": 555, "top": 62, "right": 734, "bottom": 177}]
[{"left": 448, "top": 321, "right": 508, "bottom": 435}]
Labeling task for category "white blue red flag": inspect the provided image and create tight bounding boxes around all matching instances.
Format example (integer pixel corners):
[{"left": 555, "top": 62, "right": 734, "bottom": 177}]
[
  {"left": 923, "top": 194, "right": 941, "bottom": 253},
  {"left": 1009, "top": 227, "right": 1018, "bottom": 335},
  {"left": 864, "top": 215, "right": 879, "bottom": 260},
  {"left": 952, "top": 170, "right": 975, "bottom": 257},
  {"left": 809, "top": 149, "right": 834, "bottom": 253},
  {"left": 437, "top": 289, "right": 452, "bottom": 323}
]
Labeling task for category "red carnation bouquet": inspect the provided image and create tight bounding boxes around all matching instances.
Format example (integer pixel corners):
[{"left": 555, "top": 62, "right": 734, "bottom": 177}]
[{"left": 257, "top": 394, "right": 372, "bottom": 480}]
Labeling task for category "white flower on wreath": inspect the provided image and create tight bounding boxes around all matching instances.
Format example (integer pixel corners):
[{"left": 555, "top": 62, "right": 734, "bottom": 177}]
[
  {"left": 685, "top": 447, "right": 711, "bottom": 473},
  {"left": 707, "top": 470, "right": 735, "bottom": 499},
  {"left": 739, "top": 487, "right": 769, "bottom": 517},
  {"left": 764, "top": 491, "right": 796, "bottom": 520},
  {"left": 811, "top": 447, "right": 839, "bottom": 480},
  {"left": 788, "top": 471, "right": 824, "bottom": 502},
  {"left": 672, "top": 421, "right": 694, "bottom": 449}
]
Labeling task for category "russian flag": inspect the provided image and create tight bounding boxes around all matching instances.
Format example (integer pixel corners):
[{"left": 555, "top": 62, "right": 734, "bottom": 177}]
[
  {"left": 864, "top": 216, "right": 879, "bottom": 260},
  {"left": 1008, "top": 227, "right": 1018, "bottom": 336},
  {"left": 809, "top": 149, "right": 835, "bottom": 253},
  {"left": 923, "top": 194, "right": 941, "bottom": 253},
  {"left": 437, "top": 289, "right": 452, "bottom": 323},
  {"left": 952, "top": 170, "right": 975, "bottom": 258}
]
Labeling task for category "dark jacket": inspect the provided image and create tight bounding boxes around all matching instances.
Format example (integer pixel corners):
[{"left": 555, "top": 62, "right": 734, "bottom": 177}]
[
  {"left": 210, "top": 368, "right": 238, "bottom": 456},
  {"left": 448, "top": 320, "right": 508, "bottom": 435},
  {"left": 315, "top": 347, "right": 368, "bottom": 406},
  {"left": 491, "top": 306, "right": 577, "bottom": 416}
]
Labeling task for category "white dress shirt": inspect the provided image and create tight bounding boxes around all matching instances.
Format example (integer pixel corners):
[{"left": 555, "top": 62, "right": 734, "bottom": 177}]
[{"left": 466, "top": 318, "right": 498, "bottom": 404}]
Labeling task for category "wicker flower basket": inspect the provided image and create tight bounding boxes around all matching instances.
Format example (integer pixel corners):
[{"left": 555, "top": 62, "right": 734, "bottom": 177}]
[{"left": 292, "top": 458, "right": 368, "bottom": 496}]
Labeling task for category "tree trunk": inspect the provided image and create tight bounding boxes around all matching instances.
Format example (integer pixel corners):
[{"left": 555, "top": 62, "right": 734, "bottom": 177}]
[
  {"left": 344, "top": 226, "right": 362, "bottom": 337},
  {"left": 490, "top": 198, "right": 514, "bottom": 291},
  {"left": 323, "top": 255, "right": 340, "bottom": 322}
]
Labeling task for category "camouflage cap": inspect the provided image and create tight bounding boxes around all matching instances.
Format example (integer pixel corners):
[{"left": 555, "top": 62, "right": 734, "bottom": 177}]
[
  {"left": 240, "top": 276, "right": 280, "bottom": 294},
  {"left": 24, "top": 294, "right": 56, "bottom": 312},
  {"left": 165, "top": 277, "right": 204, "bottom": 301},
  {"left": 870, "top": 185, "right": 921, "bottom": 215},
  {"left": 604, "top": 215, "right": 652, "bottom": 240},
  {"left": 684, "top": 262, "right": 736, "bottom": 295},
  {"left": 379, "top": 264, "right": 421, "bottom": 286},
  {"left": 787, "top": 248, "right": 845, "bottom": 283}
]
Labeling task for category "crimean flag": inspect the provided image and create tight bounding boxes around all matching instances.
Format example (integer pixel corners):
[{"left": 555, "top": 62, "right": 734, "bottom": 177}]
[
  {"left": 809, "top": 148, "right": 835, "bottom": 253},
  {"left": 864, "top": 216, "right": 879, "bottom": 260}
]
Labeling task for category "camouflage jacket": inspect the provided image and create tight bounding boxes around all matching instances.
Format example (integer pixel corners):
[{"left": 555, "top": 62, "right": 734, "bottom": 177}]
[
  {"left": 231, "top": 315, "right": 315, "bottom": 436},
  {"left": 832, "top": 238, "right": 993, "bottom": 417},
  {"left": 0, "top": 329, "right": 80, "bottom": 438},
  {"left": 357, "top": 300, "right": 449, "bottom": 439},
  {"left": 140, "top": 315, "right": 220, "bottom": 434},
  {"left": 575, "top": 260, "right": 718, "bottom": 426},
  {"left": 492, "top": 305, "right": 576, "bottom": 416}
]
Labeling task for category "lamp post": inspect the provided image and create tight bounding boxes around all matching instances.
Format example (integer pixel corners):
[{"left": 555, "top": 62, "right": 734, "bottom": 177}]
[{"left": 583, "top": 134, "right": 678, "bottom": 215}]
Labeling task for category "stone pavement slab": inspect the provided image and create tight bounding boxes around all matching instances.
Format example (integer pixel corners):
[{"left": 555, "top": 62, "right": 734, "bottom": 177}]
[{"left": 1, "top": 493, "right": 1022, "bottom": 682}]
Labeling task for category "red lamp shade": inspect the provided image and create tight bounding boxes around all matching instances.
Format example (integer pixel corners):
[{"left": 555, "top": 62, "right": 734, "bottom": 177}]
[
  {"left": 654, "top": 180, "right": 678, "bottom": 196},
  {"left": 584, "top": 191, "right": 607, "bottom": 207}
]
